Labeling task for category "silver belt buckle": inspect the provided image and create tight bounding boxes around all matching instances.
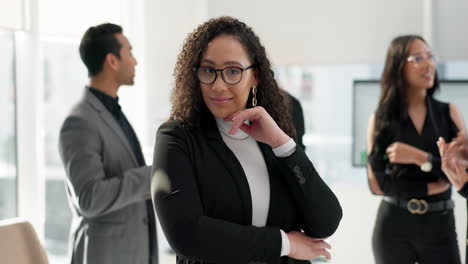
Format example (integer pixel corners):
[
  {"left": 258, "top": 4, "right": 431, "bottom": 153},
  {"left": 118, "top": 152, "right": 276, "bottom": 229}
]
[{"left": 407, "top": 199, "right": 429, "bottom": 215}]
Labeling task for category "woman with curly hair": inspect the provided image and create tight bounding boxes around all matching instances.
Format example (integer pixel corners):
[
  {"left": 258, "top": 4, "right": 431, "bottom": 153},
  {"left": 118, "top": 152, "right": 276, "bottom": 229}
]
[
  {"left": 151, "top": 16, "right": 342, "bottom": 264},
  {"left": 367, "top": 35, "right": 465, "bottom": 264}
]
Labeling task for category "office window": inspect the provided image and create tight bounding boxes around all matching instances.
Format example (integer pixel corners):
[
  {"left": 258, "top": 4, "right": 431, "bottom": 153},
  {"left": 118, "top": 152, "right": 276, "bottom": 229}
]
[
  {"left": 42, "top": 38, "right": 87, "bottom": 263},
  {"left": 0, "top": 29, "right": 17, "bottom": 220}
]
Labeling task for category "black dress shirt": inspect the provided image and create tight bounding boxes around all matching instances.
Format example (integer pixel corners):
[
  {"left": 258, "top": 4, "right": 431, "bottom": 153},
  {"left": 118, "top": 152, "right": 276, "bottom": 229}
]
[
  {"left": 89, "top": 87, "right": 145, "bottom": 166},
  {"left": 368, "top": 97, "right": 458, "bottom": 201}
]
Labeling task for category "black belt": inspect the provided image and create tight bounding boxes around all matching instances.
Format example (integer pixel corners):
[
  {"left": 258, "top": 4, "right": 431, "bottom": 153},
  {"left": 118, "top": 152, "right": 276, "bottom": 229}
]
[{"left": 383, "top": 196, "right": 454, "bottom": 215}]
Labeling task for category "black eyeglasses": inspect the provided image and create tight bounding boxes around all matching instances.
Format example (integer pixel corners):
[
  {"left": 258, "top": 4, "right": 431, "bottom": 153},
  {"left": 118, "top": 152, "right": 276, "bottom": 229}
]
[{"left": 195, "top": 65, "right": 255, "bottom": 85}]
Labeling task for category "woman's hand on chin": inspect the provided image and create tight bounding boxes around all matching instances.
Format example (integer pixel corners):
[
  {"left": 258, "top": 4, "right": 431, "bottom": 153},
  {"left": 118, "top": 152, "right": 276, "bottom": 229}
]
[{"left": 224, "top": 106, "right": 290, "bottom": 148}]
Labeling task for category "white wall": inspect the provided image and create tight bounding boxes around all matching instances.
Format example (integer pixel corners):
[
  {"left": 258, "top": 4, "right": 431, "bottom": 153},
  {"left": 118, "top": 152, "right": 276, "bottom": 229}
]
[
  {"left": 143, "top": 0, "right": 206, "bottom": 147},
  {"left": 434, "top": 0, "right": 468, "bottom": 61},
  {"left": 38, "top": 0, "right": 124, "bottom": 37},
  {"left": 0, "top": 0, "right": 24, "bottom": 30},
  {"left": 206, "top": 0, "right": 425, "bottom": 65}
]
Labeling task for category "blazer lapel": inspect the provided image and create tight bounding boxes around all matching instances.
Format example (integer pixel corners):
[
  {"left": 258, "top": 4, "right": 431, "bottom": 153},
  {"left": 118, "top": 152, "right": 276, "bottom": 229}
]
[
  {"left": 84, "top": 90, "right": 139, "bottom": 166},
  {"left": 258, "top": 143, "right": 282, "bottom": 226},
  {"left": 203, "top": 116, "right": 253, "bottom": 225}
]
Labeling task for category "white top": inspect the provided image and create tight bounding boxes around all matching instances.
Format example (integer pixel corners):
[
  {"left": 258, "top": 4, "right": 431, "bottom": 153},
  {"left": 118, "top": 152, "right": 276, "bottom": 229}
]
[{"left": 215, "top": 118, "right": 296, "bottom": 257}]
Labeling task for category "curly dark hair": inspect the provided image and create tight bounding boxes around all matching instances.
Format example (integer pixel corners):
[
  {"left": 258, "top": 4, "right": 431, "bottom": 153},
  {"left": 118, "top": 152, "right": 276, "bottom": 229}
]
[{"left": 170, "top": 16, "right": 295, "bottom": 139}]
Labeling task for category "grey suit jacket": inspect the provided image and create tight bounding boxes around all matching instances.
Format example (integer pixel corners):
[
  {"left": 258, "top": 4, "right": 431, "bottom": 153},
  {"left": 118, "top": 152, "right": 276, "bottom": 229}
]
[{"left": 59, "top": 89, "right": 156, "bottom": 264}]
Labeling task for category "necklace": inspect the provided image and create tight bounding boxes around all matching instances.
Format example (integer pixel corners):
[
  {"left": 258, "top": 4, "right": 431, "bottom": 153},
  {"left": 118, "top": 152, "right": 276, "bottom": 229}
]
[{"left": 219, "top": 129, "right": 249, "bottom": 141}]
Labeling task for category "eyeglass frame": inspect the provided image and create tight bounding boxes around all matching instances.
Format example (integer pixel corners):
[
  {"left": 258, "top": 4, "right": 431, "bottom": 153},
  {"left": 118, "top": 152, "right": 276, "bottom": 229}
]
[
  {"left": 194, "top": 64, "right": 256, "bottom": 85},
  {"left": 406, "top": 51, "right": 437, "bottom": 67}
]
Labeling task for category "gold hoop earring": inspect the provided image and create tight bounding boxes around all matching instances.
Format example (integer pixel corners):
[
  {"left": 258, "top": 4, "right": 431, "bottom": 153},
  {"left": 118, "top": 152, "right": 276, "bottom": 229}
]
[{"left": 252, "top": 86, "right": 257, "bottom": 107}]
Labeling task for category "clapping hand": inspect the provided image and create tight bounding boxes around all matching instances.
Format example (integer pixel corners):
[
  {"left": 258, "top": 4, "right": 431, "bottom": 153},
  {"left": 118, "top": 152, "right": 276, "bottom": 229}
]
[{"left": 437, "top": 135, "right": 468, "bottom": 190}]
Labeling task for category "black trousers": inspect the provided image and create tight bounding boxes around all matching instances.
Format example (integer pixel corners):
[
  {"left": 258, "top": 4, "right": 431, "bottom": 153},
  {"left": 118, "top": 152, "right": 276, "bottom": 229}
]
[{"left": 372, "top": 200, "right": 461, "bottom": 264}]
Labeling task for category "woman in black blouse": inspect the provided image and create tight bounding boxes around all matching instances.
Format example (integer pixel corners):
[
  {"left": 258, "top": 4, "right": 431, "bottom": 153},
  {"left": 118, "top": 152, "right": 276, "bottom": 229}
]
[
  {"left": 151, "top": 17, "right": 342, "bottom": 264},
  {"left": 367, "top": 35, "right": 465, "bottom": 264}
]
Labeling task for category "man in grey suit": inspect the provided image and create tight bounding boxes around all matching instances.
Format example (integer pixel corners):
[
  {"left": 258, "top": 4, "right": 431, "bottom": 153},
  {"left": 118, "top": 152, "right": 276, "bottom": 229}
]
[{"left": 59, "top": 23, "right": 157, "bottom": 264}]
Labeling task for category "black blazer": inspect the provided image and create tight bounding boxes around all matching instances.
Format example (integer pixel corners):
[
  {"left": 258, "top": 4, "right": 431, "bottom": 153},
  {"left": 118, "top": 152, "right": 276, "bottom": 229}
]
[
  {"left": 152, "top": 116, "right": 342, "bottom": 264},
  {"left": 285, "top": 91, "right": 305, "bottom": 151}
]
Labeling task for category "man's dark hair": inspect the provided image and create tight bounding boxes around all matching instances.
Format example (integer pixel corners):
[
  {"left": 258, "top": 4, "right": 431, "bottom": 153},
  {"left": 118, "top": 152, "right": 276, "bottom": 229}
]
[{"left": 79, "top": 23, "right": 123, "bottom": 76}]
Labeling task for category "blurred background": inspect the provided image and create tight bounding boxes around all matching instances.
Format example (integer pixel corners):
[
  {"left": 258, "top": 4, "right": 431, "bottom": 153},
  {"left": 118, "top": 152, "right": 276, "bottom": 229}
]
[{"left": 1, "top": 0, "right": 468, "bottom": 263}]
